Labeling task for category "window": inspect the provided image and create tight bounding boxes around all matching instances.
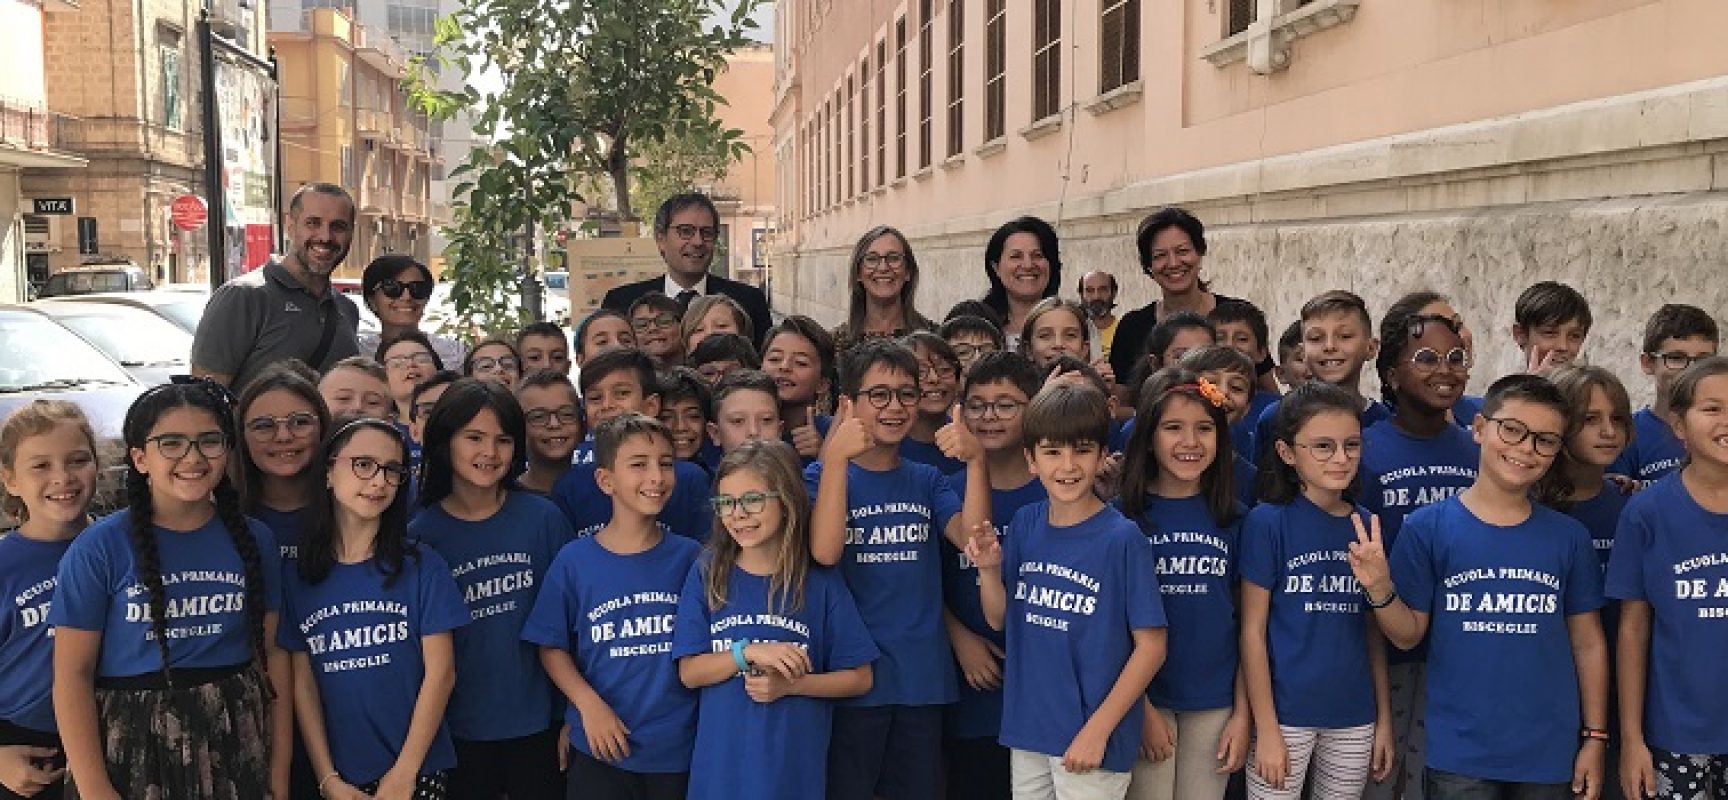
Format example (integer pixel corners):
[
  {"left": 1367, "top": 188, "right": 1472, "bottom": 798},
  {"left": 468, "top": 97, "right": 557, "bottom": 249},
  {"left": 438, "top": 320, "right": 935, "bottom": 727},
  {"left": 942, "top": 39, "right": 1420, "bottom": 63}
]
[
  {"left": 918, "top": 0, "right": 934, "bottom": 169},
  {"left": 895, "top": 18, "right": 908, "bottom": 178},
  {"left": 875, "top": 40, "right": 886, "bottom": 187},
  {"left": 341, "top": 145, "right": 354, "bottom": 187},
  {"left": 845, "top": 76, "right": 854, "bottom": 198},
  {"left": 1228, "top": 0, "right": 1254, "bottom": 35},
  {"left": 1032, "top": 0, "right": 1061, "bottom": 120},
  {"left": 1100, "top": 0, "right": 1140, "bottom": 92},
  {"left": 946, "top": 0, "right": 964, "bottom": 157},
  {"left": 984, "top": 0, "right": 1006, "bottom": 141},
  {"left": 158, "top": 28, "right": 184, "bottom": 130},
  {"left": 858, "top": 57, "right": 870, "bottom": 193}
]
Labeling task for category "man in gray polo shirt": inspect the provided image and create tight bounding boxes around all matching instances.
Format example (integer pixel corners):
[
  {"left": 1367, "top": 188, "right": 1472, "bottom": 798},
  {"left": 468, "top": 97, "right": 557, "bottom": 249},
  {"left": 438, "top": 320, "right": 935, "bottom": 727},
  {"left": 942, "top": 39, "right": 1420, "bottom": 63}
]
[{"left": 192, "top": 183, "right": 362, "bottom": 390}]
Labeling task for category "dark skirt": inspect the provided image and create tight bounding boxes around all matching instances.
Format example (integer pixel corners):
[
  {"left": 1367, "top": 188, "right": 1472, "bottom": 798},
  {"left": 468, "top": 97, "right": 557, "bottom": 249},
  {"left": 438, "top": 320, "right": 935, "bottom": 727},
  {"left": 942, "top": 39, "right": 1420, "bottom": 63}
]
[
  {"left": 74, "top": 664, "right": 272, "bottom": 800},
  {"left": 356, "top": 771, "right": 447, "bottom": 799}
]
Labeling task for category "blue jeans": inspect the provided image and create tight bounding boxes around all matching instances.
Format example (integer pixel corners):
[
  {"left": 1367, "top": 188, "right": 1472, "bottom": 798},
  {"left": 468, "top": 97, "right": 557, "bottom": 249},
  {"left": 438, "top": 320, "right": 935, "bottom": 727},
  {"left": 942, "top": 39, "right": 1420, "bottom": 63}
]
[{"left": 1423, "top": 768, "right": 1571, "bottom": 800}]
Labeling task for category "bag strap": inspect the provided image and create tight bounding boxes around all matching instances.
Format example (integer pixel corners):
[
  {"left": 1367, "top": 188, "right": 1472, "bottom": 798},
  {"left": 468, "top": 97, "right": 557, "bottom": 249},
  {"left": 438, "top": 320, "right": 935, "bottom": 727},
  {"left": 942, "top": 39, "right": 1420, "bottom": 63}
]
[{"left": 307, "top": 295, "right": 341, "bottom": 370}]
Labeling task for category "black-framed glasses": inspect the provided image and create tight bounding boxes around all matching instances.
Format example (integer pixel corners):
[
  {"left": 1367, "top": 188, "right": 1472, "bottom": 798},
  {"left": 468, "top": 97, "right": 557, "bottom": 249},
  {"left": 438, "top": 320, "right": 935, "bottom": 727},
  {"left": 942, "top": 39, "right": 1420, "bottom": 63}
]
[
  {"left": 383, "top": 352, "right": 437, "bottom": 371},
  {"left": 1291, "top": 439, "right": 1362, "bottom": 462},
  {"left": 1409, "top": 347, "right": 1471, "bottom": 373},
  {"left": 146, "top": 431, "right": 229, "bottom": 460},
  {"left": 710, "top": 490, "right": 781, "bottom": 517},
  {"left": 920, "top": 361, "right": 958, "bottom": 381},
  {"left": 1482, "top": 415, "right": 1564, "bottom": 457},
  {"left": 377, "top": 279, "right": 434, "bottom": 300},
  {"left": 338, "top": 455, "right": 410, "bottom": 486},
  {"left": 950, "top": 343, "right": 997, "bottom": 362},
  {"left": 858, "top": 385, "right": 920, "bottom": 409},
  {"left": 632, "top": 312, "right": 679, "bottom": 331},
  {"left": 244, "top": 412, "right": 319, "bottom": 440},
  {"left": 1409, "top": 313, "right": 1462, "bottom": 339},
  {"left": 861, "top": 252, "right": 905, "bottom": 271},
  {"left": 469, "top": 356, "right": 518, "bottom": 373},
  {"left": 963, "top": 398, "right": 1024, "bottom": 420},
  {"left": 670, "top": 224, "right": 719, "bottom": 242},
  {"left": 525, "top": 406, "right": 580, "bottom": 428},
  {"left": 1647, "top": 351, "right": 1710, "bottom": 371}
]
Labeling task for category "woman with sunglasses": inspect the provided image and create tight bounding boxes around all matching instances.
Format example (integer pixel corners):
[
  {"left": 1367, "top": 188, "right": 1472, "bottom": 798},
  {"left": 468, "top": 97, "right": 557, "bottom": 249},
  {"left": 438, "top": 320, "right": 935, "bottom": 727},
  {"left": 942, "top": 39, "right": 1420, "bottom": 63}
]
[
  {"left": 1357, "top": 292, "right": 1482, "bottom": 800},
  {"left": 358, "top": 256, "right": 465, "bottom": 369}
]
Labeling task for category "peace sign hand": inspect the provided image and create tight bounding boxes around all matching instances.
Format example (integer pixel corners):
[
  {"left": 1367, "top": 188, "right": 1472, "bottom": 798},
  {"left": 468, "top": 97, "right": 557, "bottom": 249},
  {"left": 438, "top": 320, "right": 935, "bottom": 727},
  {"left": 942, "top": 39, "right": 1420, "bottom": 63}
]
[
  {"left": 1347, "top": 513, "right": 1393, "bottom": 599},
  {"left": 964, "top": 521, "right": 1002, "bottom": 572}
]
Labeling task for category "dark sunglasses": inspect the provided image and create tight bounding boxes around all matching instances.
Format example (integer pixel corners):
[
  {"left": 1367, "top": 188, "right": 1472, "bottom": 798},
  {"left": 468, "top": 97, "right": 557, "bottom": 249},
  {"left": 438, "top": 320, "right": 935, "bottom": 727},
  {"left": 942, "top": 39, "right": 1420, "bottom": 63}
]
[{"left": 378, "top": 278, "right": 434, "bottom": 300}]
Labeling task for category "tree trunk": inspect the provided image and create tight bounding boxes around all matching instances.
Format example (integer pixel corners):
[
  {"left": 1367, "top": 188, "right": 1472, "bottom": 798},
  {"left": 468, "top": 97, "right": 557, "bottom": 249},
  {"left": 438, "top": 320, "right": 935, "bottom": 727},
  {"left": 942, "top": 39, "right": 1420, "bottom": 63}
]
[{"left": 609, "top": 140, "right": 634, "bottom": 222}]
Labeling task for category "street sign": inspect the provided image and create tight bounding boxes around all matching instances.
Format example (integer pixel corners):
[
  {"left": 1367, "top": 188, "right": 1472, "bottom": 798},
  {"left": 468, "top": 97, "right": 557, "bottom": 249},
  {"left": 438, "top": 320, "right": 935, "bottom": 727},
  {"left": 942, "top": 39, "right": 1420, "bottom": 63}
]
[
  {"left": 170, "top": 195, "right": 208, "bottom": 231},
  {"left": 76, "top": 217, "right": 98, "bottom": 255},
  {"left": 31, "top": 198, "right": 74, "bottom": 215}
]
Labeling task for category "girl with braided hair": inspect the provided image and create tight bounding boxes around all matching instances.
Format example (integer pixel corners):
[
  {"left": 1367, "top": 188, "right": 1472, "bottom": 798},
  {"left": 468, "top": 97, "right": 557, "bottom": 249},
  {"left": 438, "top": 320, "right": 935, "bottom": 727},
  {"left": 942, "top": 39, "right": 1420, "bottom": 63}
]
[{"left": 50, "top": 379, "right": 289, "bottom": 799}]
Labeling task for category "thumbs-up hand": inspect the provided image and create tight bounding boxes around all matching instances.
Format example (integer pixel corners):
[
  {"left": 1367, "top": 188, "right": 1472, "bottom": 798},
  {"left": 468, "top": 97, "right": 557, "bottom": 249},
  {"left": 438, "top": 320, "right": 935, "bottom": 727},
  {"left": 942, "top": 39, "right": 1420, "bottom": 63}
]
[
  {"left": 790, "top": 406, "right": 824, "bottom": 458},
  {"left": 821, "top": 395, "right": 874, "bottom": 464},
  {"left": 936, "top": 403, "right": 984, "bottom": 464}
]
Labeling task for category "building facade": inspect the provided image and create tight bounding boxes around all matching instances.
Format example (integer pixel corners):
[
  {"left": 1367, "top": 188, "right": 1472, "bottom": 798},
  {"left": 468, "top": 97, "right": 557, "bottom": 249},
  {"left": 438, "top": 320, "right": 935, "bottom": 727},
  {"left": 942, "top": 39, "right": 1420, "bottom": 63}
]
[
  {"left": 20, "top": 0, "right": 268, "bottom": 287},
  {"left": 1, "top": 0, "right": 85, "bottom": 301},
  {"left": 710, "top": 43, "right": 777, "bottom": 289},
  {"left": 270, "top": 8, "right": 437, "bottom": 276},
  {"left": 771, "top": 0, "right": 1728, "bottom": 399}
]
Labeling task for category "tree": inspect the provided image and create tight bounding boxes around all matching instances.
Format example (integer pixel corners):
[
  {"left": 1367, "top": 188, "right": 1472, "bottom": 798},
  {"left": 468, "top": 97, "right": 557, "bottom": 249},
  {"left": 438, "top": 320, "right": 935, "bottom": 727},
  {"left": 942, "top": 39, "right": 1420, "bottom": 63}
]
[{"left": 409, "top": 0, "right": 761, "bottom": 339}]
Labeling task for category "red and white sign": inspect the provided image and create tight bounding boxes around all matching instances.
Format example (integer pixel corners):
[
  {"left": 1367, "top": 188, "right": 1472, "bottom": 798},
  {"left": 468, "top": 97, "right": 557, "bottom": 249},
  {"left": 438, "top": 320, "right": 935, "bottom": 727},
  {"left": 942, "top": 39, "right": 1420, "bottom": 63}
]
[{"left": 170, "top": 194, "right": 208, "bottom": 231}]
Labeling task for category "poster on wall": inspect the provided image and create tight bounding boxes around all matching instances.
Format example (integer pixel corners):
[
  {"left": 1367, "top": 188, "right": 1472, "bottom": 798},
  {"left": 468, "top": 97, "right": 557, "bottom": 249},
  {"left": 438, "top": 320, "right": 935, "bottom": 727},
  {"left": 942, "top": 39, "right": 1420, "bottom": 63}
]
[{"left": 214, "top": 56, "right": 278, "bottom": 275}]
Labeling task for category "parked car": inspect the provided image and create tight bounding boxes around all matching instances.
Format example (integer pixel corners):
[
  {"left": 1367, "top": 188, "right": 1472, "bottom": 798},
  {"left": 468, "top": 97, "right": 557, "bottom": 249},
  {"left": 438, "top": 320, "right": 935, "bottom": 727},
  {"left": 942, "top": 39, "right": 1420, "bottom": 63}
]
[
  {"left": 33, "top": 299, "right": 193, "bottom": 385},
  {"left": 52, "top": 291, "right": 210, "bottom": 333},
  {"left": 0, "top": 306, "right": 145, "bottom": 523},
  {"left": 543, "top": 271, "right": 571, "bottom": 327},
  {"left": 39, "top": 260, "right": 156, "bottom": 298}
]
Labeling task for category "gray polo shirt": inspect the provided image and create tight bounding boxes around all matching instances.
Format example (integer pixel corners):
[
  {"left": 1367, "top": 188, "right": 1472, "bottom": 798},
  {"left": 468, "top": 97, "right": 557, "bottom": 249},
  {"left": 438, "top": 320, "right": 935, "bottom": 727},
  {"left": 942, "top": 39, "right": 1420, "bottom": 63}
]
[{"left": 191, "top": 259, "right": 361, "bottom": 391}]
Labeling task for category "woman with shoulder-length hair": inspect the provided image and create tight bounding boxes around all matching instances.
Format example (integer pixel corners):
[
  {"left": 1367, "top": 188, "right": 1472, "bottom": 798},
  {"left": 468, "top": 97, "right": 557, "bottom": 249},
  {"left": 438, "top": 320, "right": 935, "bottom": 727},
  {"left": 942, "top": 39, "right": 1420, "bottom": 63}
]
[
  {"left": 832, "top": 225, "right": 935, "bottom": 354},
  {"left": 981, "top": 216, "right": 1062, "bottom": 349}
]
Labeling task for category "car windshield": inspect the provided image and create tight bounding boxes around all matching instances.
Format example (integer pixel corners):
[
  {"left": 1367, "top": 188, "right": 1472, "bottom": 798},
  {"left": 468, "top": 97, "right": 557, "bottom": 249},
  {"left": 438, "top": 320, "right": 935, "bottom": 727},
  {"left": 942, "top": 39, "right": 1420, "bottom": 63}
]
[
  {"left": 0, "top": 312, "right": 134, "bottom": 390},
  {"left": 48, "top": 272, "right": 132, "bottom": 295},
  {"left": 45, "top": 306, "right": 192, "bottom": 367}
]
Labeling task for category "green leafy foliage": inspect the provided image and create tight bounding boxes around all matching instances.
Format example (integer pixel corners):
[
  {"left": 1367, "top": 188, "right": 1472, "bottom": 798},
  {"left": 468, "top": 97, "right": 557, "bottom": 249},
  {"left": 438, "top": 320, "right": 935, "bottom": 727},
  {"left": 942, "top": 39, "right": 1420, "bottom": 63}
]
[{"left": 407, "top": 0, "right": 763, "bottom": 340}]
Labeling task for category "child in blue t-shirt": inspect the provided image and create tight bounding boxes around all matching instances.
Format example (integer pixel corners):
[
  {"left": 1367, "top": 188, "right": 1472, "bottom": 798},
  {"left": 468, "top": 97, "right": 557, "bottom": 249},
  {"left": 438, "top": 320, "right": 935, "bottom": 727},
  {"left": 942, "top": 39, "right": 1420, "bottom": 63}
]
[
  {"left": 656, "top": 367, "right": 719, "bottom": 473},
  {"left": 809, "top": 340, "right": 990, "bottom": 800},
  {"left": 1206, "top": 299, "right": 1283, "bottom": 463},
  {"left": 762, "top": 316, "right": 838, "bottom": 464},
  {"left": 1116, "top": 369, "right": 1249, "bottom": 800},
  {"left": 517, "top": 371, "right": 583, "bottom": 496},
  {"left": 968, "top": 382, "right": 1168, "bottom": 799},
  {"left": 1360, "top": 295, "right": 1482, "bottom": 800},
  {"left": 0, "top": 400, "right": 99, "bottom": 800},
  {"left": 233, "top": 362, "right": 333, "bottom": 566},
  {"left": 409, "top": 378, "right": 574, "bottom": 798},
  {"left": 523, "top": 414, "right": 702, "bottom": 799},
  {"left": 279, "top": 418, "right": 469, "bottom": 798},
  {"left": 1610, "top": 304, "right": 1718, "bottom": 488},
  {"left": 941, "top": 352, "right": 1048, "bottom": 800},
  {"left": 1178, "top": 345, "right": 1265, "bottom": 509},
  {"left": 1606, "top": 357, "right": 1728, "bottom": 799},
  {"left": 902, "top": 332, "right": 967, "bottom": 476},
  {"left": 706, "top": 370, "right": 785, "bottom": 456},
  {"left": 51, "top": 381, "right": 286, "bottom": 799},
  {"left": 1251, "top": 291, "right": 1392, "bottom": 461},
  {"left": 672, "top": 439, "right": 878, "bottom": 800},
  {"left": 1536, "top": 366, "right": 1635, "bottom": 571},
  {"left": 552, "top": 348, "right": 714, "bottom": 539},
  {"left": 1351, "top": 374, "right": 1611, "bottom": 798},
  {"left": 1240, "top": 381, "right": 1393, "bottom": 799}
]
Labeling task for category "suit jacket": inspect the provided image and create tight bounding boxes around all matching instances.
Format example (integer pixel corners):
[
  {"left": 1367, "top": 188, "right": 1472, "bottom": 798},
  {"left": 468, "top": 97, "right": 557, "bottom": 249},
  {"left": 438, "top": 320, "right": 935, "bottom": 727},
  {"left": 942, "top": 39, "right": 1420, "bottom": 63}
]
[{"left": 601, "top": 273, "right": 774, "bottom": 350}]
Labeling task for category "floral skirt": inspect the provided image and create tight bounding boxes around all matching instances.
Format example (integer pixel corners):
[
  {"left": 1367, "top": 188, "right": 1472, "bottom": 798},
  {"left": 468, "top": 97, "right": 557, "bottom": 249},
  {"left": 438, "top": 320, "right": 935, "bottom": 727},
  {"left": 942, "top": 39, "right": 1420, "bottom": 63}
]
[{"left": 73, "top": 664, "right": 272, "bottom": 800}]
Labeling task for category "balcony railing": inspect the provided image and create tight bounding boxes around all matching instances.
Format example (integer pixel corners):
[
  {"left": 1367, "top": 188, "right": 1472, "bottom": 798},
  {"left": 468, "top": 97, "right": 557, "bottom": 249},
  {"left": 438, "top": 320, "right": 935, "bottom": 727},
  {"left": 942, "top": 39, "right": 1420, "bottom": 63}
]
[{"left": 0, "top": 99, "right": 83, "bottom": 154}]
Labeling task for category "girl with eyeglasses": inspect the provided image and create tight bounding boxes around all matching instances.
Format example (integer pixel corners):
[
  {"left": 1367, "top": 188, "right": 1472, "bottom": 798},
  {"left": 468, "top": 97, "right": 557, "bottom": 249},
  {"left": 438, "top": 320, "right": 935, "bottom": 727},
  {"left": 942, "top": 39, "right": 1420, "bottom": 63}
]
[
  {"left": 1239, "top": 381, "right": 1394, "bottom": 800},
  {"left": 832, "top": 226, "right": 935, "bottom": 356},
  {"left": 898, "top": 332, "right": 966, "bottom": 476},
  {"left": 377, "top": 330, "right": 446, "bottom": 428},
  {"left": 408, "top": 378, "right": 573, "bottom": 799},
  {"left": 278, "top": 417, "right": 468, "bottom": 800},
  {"left": 51, "top": 380, "right": 289, "bottom": 800},
  {"left": 462, "top": 337, "right": 523, "bottom": 389},
  {"left": 1355, "top": 292, "right": 1483, "bottom": 800},
  {"left": 357, "top": 255, "right": 465, "bottom": 369},
  {"left": 234, "top": 362, "right": 333, "bottom": 570},
  {"left": 671, "top": 439, "right": 877, "bottom": 800}
]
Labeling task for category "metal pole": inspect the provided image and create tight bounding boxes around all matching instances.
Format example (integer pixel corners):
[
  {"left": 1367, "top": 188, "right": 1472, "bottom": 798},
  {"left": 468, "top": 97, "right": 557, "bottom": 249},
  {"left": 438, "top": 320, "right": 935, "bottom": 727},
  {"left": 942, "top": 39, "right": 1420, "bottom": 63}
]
[
  {"left": 270, "top": 46, "right": 284, "bottom": 255},
  {"left": 200, "top": 10, "right": 226, "bottom": 289}
]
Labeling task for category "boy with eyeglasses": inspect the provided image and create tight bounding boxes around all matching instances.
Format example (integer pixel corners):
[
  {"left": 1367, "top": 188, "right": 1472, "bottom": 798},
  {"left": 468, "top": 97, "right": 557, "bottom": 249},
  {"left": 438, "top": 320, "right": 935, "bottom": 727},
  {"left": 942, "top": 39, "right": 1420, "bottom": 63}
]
[
  {"left": 1348, "top": 374, "right": 1610, "bottom": 799},
  {"left": 939, "top": 315, "right": 1006, "bottom": 377},
  {"left": 518, "top": 370, "right": 584, "bottom": 495},
  {"left": 687, "top": 333, "right": 761, "bottom": 386},
  {"left": 941, "top": 351, "right": 1048, "bottom": 800},
  {"left": 1609, "top": 304, "right": 1719, "bottom": 488},
  {"left": 809, "top": 340, "right": 991, "bottom": 800},
  {"left": 628, "top": 293, "right": 685, "bottom": 369},
  {"left": 517, "top": 321, "right": 572, "bottom": 377}
]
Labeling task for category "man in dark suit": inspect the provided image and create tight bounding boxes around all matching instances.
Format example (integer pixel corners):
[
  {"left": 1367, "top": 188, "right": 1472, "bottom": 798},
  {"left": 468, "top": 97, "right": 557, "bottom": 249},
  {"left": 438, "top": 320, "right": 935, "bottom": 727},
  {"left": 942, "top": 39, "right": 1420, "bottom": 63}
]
[{"left": 601, "top": 192, "right": 773, "bottom": 349}]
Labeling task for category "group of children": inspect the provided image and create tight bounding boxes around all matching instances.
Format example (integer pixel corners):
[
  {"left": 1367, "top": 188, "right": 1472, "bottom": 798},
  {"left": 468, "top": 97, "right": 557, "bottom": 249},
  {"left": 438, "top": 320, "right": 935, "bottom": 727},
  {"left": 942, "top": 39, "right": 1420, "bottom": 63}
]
[{"left": 1, "top": 263, "right": 1726, "bottom": 800}]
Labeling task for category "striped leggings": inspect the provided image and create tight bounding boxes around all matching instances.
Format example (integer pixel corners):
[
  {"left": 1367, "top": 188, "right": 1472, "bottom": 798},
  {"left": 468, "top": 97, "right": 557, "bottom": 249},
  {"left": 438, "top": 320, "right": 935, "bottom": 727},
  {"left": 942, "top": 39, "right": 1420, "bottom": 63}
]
[{"left": 1247, "top": 723, "right": 1376, "bottom": 800}]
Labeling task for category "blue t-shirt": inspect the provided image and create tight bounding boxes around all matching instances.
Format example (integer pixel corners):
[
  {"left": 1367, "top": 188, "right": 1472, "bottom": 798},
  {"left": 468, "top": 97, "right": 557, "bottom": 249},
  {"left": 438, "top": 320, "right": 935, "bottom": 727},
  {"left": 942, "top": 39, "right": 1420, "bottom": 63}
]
[
  {"left": 695, "top": 440, "right": 723, "bottom": 474},
  {"left": 998, "top": 502, "right": 1165, "bottom": 772},
  {"left": 1233, "top": 390, "right": 1282, "bottom": 463},
  {"left": 1238, "top": 497, "right": 1377, "bottom": 729},
  {"left": 1252, "top": 397, "right": 1391, "bottom": 463},
  {"left": 1609, "top": 408, "right": 1685, "bottom": 488},
  {"left": 408, "top": 491, "right": 572, "bottom": 741},
  {"left": 1129, "top": 495, "right": 1243, "bottom": 712},
  {"left": 550, "top": 460, "right": 714, "bottom": 542},
  {"left": 1451, "top": 395, "right": 1484, "bottom": 429},
  {"left": 254, "top": 505, "right": 306, "bottom": 566},
  {"left": 521, "top": 533, "right": 701, "bottom": 773},
  {"left": 804, "top": 458, "right": 963, "bottom": 706},
  {"left": 277, "top": 550, "right": 470, "bottom": 784},
  {"left": 51, "top": 510, "right": 282, "bottom": 678},
  {"left": 940, "top": 472, "right": 1047, "bottom": 739},
  {"left": 671, "top": 562, "right": 878, "bottom": 800},
  {"left": 1361, "top": 421, "right": 1480, "bottom": 547},
  {"left": 0, "top": 534, "right": 74, "bottom": 732},
  {"left": 1605, "top": 474, "right": 1728, "bottom": 754},
  {"left": 571, "top": 436, "right": 595, "bottom": 467},
  {"left": 1233, "top": 453, "right": 1259, "bottom": 509},
  {"left": 900, "top": 437, "right": 964, "bottom": 477},
  {"left": 1391, "top": 497, "right": 1604, "bottom": 783},
  {"left": 1567, "top": 479, "right": 1629, "bottom": 574}
]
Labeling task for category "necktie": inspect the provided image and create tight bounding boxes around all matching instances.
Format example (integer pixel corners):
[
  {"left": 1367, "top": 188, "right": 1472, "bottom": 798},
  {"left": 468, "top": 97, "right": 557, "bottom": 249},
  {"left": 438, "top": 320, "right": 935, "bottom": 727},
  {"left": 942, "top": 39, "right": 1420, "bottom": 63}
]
[{"left": 676, "top": 289, "right": 698, "bottom": 313}]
